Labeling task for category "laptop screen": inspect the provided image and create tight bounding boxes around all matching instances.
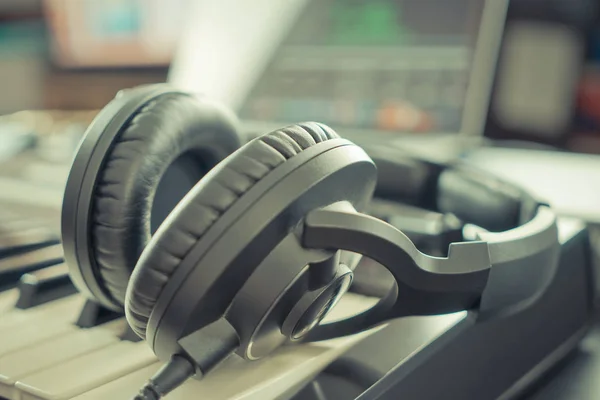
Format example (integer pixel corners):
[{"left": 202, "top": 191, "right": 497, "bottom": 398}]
[{"left": 236, "top": 0, "right": 486, "bottom": 134}]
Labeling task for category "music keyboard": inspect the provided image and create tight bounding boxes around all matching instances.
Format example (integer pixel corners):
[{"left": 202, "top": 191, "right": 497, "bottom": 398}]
[
  {"left": 7, "top": 295, "right": 389, "bottom": 400},
  {"left": 0, "top": 286, "right": 397, "bottom": 400},
  {"left": 0, "top": 198, "right": 469, "bottom": 400},
  {"left": 0, "top": 204, "right": 381, "bottom": 398},
  {"left": 0, "top": 130, "right": 471, "bottom": 399},
  {"left": 0, "top": 271, "right": 462, "bottom": 400}
]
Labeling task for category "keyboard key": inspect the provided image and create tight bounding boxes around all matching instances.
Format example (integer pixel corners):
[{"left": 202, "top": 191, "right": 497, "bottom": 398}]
[
  {"left": 0, "top": 295, "right": 83, "bottom": 331},
  {"left": 0, "top": 289, "right": 17, "bottom": 314},
  {"left": 0, "top": 319, "right": 76, "bottom": 357},
  {"left": 0, "top": 319, "right": 126, "bottom": 399},
  {"left": 69, "top": 363, "right": 161, "bottom": 400},
  {"left": 0, "top": 210, "right": 24, "bottom": 224},
  {"left": 15, "top": 341, "right": 156, "bottom": 400},
  {"left": 0, "top": 212, "right": 38, "bottom": 228}
]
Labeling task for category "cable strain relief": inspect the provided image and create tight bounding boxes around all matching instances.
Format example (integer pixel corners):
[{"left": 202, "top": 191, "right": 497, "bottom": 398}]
[{"left": 178, "top": 317, "right": 240, "bottom": 374}]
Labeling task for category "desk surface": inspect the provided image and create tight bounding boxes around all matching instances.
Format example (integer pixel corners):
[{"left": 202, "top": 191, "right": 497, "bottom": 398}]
[{"left": 463, "top": 147, "right": 600, "bottom": 224}]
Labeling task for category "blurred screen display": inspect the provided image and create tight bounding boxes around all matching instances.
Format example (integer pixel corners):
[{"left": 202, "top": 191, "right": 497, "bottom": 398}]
[
  {"left": 569, "top": 69, "right": 600, "bottom": 154},
  {"left": 239, "top": 0, "right": 484, "bottom": 133},
  {"left": 44, "top": 0, "right": 188, "bottom": 68},
  {"left": 573, "top": 28, "right": 600, "bottom": 154}
]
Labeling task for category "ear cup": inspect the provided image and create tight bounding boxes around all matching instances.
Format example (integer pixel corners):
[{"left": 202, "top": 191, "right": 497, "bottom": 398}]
[
  {"left": 125, "top": 122, "right": 339, "bottom": 339},
  {"left": 63, "top": 85, "right": 242, "bottom": 311},
  {"left": 93, "top": 94, "right": 243, "bottom": 308}
]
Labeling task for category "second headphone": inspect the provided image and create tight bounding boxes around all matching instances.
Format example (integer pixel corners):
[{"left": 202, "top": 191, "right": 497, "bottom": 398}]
[{"left": 61, "top": 84, "right": 560, "bottom": 399}]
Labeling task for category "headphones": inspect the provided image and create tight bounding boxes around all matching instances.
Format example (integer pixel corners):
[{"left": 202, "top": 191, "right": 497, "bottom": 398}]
[{"left": 61, "top": 84, "right": 560, "bottom": 399}]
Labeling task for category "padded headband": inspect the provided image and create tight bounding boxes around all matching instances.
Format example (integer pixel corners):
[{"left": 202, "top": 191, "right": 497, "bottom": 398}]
[
  {"left": 436, "top": 165, "right": 540, "bottom": 232},
  {"left": 370, "top": 151, "right": 540, "bottom": 232}
]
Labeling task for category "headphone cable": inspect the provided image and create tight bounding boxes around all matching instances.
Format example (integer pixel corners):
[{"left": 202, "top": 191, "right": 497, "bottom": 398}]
[
  {"left": 133, "top": 355, "right": 196, "bottom": 400},
  {"left": 132, "top": 318, "right": 241, "bottom": 399}
]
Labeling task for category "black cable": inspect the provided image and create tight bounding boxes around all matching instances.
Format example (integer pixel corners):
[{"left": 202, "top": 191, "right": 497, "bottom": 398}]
[
  {"left": 134, "top": 386, "right": 160, "bottom": 400},
  {"left": 132, "top": 355, "right": 196, "bottom": 400}
]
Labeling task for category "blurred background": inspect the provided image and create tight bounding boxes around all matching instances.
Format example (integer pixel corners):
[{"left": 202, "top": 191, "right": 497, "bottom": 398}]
[
  {"left": 0, "top": 0, "right": 598, "bottom": 219},
  {"left": 0, "top": 0, "right": 598, "bottom": 141}
]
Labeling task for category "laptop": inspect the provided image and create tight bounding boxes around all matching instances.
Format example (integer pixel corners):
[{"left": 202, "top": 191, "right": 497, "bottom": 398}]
[{"left": 168, "top": 0, "right": 508, "bottom": 163}]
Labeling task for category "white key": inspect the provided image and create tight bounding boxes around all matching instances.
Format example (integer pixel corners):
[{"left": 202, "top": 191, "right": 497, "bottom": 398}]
[
  {"left": 15, "top": 340, "right": 157, "bottom": 400},
  {"left": 0, "top": 319, "right": 127, "bottom": 399},
  {"left": 0, "top": 289, "right": 18, "bottom": 315},
  {"left": 69, "top": 363, "right": 161, "bottom": 400},
  {"left": 0, "top": 319, "right": 76, "bottom": 357},
  {"left": 0, "top": 295, "right": 83, "bottom": 331}
]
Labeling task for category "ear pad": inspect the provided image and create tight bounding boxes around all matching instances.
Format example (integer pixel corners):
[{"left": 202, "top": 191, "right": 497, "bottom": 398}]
[
  {"left": 436, "top": 167, "right": 523, "bottom": 232},
  {"left": 91, "top": 93, "right": 240, "bottom": 308},
  {"left": 125, "top": 122, "right": 339, "bottom": 339}
]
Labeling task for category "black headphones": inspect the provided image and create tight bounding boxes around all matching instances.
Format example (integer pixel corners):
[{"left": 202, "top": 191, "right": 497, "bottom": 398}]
[{"left": 61, "top": 84, "right": 560, "bottom": 399}]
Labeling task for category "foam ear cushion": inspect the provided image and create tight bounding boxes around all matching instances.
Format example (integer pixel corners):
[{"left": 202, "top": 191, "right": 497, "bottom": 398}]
[
  {"left": 125, "top": 122, "right": 339, "bottom": 339},
  {"left": 92, "top": 93, "right": 240, "bottom": 308},
  {"left": 436, "top": 167, "right": 523, "bottom": 232}
]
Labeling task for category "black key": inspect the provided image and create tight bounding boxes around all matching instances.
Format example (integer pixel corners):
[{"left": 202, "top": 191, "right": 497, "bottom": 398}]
[
  {"left": 16, "top": 263, "right": 76, "bottom": 309},
  {"left": 0, "top": 244, "right": 64, "bottom": 291},
  {"left": 76, "top": 299, "right": 125, "bottom": 330}
]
